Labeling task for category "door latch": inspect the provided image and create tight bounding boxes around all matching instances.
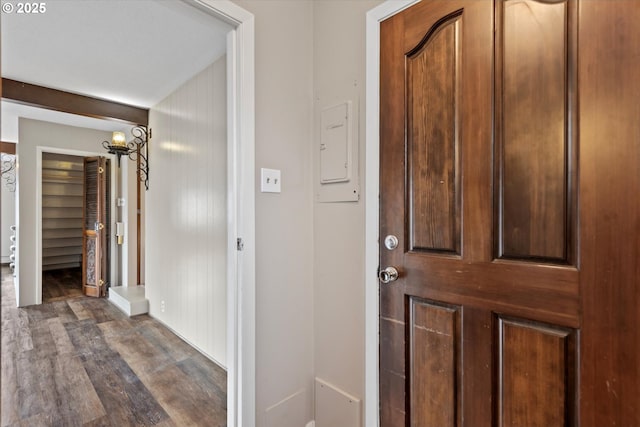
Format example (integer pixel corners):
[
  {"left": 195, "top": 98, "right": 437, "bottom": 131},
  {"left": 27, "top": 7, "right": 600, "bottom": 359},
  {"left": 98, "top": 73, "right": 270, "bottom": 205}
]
[{"left": 379, "top": 266, "right": 399, "bottom": 284}]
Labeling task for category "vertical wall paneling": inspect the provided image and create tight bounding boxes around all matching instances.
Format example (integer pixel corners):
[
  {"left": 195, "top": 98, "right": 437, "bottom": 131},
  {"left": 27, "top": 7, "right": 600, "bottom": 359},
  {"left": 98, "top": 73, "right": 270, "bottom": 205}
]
[
  {"left": 409, "top": 298, "right": 460, "bottom": 427},
  {"left": 41, "top": 153, "right": 84, "bottom": 270},
  {"left": 496, "top": 0, "right": 576, "bottom": 263},
  {"left": 497, "top": 317, "right": 576, "bottom": 427},
  {"left": 407, "top": 13, "right": 462, "bottom": 254},
  {"left": 147, "top": 56, "right": 227, "bottom": 366}
]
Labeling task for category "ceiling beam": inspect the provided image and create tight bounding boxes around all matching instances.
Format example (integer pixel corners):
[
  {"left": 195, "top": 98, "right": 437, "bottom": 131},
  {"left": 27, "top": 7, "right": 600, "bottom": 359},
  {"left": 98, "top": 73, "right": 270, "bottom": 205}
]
[
  {"left": 1, "top": 142, "right": 16, "bottom": 155},
  {"left": 2, "top": 78, "right": 149, "bottom": 126}
]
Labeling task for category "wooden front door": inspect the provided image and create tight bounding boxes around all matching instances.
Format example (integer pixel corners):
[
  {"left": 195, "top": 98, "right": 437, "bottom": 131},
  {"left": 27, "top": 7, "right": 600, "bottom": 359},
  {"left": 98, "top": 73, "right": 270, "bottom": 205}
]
[
  {"left": 379, "top": 1, "right": 639, "bottom": 426},
  {"left": 82, "top": 156, "right": 109, "bottom": 297}
]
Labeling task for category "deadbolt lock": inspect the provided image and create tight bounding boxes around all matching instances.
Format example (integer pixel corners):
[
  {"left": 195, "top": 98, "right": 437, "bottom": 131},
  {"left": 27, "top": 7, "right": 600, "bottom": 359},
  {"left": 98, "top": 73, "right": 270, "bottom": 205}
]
[{"left": 384, "top": 235, "right": 399, "bottom": 250}]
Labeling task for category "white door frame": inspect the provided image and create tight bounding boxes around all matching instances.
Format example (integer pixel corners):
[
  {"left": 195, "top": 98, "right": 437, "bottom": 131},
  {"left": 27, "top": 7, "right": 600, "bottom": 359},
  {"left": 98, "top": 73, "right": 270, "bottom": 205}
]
[
  {"left": 365, "top": 2, "right": 421, "bottom": 426},
  {"left": 184, "top": 1, "right": 255, "bottom": 426}
]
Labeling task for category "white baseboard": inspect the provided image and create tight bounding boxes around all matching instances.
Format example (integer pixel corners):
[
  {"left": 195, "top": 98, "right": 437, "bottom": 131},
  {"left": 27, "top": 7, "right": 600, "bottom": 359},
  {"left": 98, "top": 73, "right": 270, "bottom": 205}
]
[
  {"left": 264, "top": 388, "right": 308, "bottom": 427},
  {"left": 305, "top": 421, "right": 315, "bottom": 427}
]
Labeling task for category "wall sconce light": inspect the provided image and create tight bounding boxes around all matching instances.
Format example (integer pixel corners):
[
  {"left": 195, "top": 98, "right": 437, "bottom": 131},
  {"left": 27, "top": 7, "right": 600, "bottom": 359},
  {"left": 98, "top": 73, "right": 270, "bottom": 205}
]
[{"left": 102, "top": 126, "right": 150, "bottom": 190}]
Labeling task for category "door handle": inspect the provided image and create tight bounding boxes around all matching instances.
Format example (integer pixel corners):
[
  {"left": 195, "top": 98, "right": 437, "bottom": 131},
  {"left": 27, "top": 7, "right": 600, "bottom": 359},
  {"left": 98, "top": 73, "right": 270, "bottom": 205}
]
[{"left": 379, "top": 266, "right": 399, "bottom": 284}]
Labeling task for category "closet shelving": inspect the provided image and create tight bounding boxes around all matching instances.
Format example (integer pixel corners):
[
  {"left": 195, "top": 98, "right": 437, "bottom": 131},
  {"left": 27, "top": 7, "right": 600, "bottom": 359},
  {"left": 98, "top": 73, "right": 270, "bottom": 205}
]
[{"left": 42, "top": 153, "right": 84, "bottom": 271}]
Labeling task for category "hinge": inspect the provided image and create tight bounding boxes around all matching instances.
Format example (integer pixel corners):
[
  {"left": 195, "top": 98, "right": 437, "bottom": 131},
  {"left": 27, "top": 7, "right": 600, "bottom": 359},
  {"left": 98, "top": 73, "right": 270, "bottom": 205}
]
[
  {"left": 237, "top": 238, "right": 244, "bottom": 251},
  {"left": 148, "top": 128, "right": 152, "bottom": 140}
]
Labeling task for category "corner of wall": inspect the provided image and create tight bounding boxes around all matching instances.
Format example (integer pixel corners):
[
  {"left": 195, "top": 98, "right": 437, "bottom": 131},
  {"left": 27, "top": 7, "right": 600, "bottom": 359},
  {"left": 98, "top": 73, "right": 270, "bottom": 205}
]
[{"left": 312, "top": 3, "right": 383, "bottom": 425}]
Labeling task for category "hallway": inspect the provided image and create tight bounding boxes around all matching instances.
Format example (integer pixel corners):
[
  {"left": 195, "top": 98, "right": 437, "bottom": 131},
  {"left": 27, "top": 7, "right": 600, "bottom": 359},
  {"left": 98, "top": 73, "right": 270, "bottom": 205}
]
[{"left": 1, "top": 267, "right": 227, "bottom": 426}]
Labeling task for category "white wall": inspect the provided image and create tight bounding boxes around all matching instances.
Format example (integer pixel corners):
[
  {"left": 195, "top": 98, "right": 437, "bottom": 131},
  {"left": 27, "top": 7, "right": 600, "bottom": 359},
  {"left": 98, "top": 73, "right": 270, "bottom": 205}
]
[
  {"left": 146, "top": 56, "right": 228, "bottom": 366},
  {"left": 312, "top": 0, "right": 383, "bottom": 421},
  {"left": 231, "top": 1, "right": 315, "bottom": 426},
  {"left": 16, "top": 119, "right": 124, "bottom": 307},
  {"left": 228, "top": 1, "right": 381, "bottom": 425}
]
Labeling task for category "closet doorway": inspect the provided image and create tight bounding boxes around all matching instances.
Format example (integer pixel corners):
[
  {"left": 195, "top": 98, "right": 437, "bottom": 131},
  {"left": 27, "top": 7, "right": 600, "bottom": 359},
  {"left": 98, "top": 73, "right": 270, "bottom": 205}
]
[{"left": 41, "top": 151, "right": 115, "bottom": 303}]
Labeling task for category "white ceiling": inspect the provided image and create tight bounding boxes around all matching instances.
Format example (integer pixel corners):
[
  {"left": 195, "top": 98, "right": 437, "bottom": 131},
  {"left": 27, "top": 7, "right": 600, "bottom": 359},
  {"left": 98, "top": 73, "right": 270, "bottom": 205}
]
[{"left": 1, "top": 0, "right": 232, "bottom": 142}]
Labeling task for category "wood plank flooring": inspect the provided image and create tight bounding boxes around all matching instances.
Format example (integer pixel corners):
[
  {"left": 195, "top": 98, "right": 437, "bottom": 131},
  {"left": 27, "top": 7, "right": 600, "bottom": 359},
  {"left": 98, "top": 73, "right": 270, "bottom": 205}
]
[
  {"left": 42, "top": 268, "right": 83, "bottom": 303},
  {"left": 1, "top": 266, "right": 227, "bottom": 427}
]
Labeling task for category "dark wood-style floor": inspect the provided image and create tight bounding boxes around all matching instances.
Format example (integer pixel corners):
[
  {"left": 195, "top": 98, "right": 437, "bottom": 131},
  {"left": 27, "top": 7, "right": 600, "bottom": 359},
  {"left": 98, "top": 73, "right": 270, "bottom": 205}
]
[
  {"left": 42, "top": 268, "right": 83, "bottom": 303},
  {"left": 1, "top": 266, "right": 227, "bottom": 427}
]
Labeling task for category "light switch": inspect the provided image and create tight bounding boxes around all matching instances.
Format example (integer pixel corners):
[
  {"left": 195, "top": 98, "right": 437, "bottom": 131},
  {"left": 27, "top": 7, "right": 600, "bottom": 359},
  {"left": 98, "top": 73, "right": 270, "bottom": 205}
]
[{"left": 261, "top": 168, "right": 281, "bottom": 193}]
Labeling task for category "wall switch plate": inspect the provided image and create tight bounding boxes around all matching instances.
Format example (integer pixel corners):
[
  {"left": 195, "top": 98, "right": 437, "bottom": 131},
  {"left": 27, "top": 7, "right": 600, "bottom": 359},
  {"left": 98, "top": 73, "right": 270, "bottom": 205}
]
[{"left": 261, "top": 168, "right": 281, "bottom": 193}]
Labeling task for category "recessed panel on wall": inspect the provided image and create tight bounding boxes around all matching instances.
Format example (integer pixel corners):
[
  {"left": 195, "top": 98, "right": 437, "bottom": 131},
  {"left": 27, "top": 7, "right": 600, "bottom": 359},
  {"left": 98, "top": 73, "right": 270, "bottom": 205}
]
[
  {"left": 407, "top": 14, "right": 461, "bottom": 254},
  {"left": 409, "top": 298, "right": 460, "bottom": 427},
  {"left": 497, "top": 316, "right": 576, "bottom": 427},
  {"left": 497, "top": 0, "right": 576, "bottom": 263}
]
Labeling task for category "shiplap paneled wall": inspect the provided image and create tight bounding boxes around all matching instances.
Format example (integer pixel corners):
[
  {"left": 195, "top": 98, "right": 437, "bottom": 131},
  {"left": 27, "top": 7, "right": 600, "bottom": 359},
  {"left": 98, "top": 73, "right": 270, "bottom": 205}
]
[
  {"left": 41, "top": 153, "right": 84, "bottom": 271},
  {"left": 146, "top": 56, "right": 227, "bottom": 366}
]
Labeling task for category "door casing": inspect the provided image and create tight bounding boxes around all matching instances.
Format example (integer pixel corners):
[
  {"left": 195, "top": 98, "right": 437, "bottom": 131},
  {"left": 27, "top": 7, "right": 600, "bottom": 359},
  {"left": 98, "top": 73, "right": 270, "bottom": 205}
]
[{"left": 181, "top": 2, "right": 256, "bottom": 426}]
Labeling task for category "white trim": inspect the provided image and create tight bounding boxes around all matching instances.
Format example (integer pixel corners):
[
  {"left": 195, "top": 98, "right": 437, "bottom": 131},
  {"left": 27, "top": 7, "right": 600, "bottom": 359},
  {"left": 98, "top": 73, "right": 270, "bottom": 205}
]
[
  {"left": 35, "top": 146, "right": 119, "bottom": 306},
  {"left": 183, "top": 1, "right": 255, "bottom": 426},
  {"left": 365, "top": 2, "right": 421, "bottom": 427}
]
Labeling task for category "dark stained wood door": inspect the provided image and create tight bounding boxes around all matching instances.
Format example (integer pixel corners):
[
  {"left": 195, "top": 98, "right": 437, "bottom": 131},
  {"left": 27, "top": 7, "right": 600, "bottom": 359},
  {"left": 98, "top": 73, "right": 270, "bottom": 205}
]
[
  {"left": 82, "top": 156, "right": 108, "bottom": 297},
  {"left": 379, "top": 1, "right": 639, "bottom": 426}
]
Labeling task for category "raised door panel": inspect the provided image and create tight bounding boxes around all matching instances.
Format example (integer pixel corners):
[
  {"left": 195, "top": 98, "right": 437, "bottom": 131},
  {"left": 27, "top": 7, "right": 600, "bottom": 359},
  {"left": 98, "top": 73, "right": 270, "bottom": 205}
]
[
  {"left": 407, "top": 14, "right": 461, "bottom": 254},
  {"left": 496, "top": 0, "right": 577, "bottom": 263},
  {"left": 409, "top": 299, "right": 460, "bottom": 427},
  {"left": 497, "top": 317, "right": 577, "bottom": 427},
  {"left": 380, "top": 316, "right": 407, "bottom": 427}
]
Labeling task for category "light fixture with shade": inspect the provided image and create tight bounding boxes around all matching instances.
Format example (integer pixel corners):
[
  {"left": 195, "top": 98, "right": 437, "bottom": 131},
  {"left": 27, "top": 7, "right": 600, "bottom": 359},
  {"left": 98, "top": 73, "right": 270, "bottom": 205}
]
[
  {"left": 111, "top": 131, "right": 127, "bottom": 148},
  {"left": 102, "top": 126, "right": 150, "bottom": 190}
]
